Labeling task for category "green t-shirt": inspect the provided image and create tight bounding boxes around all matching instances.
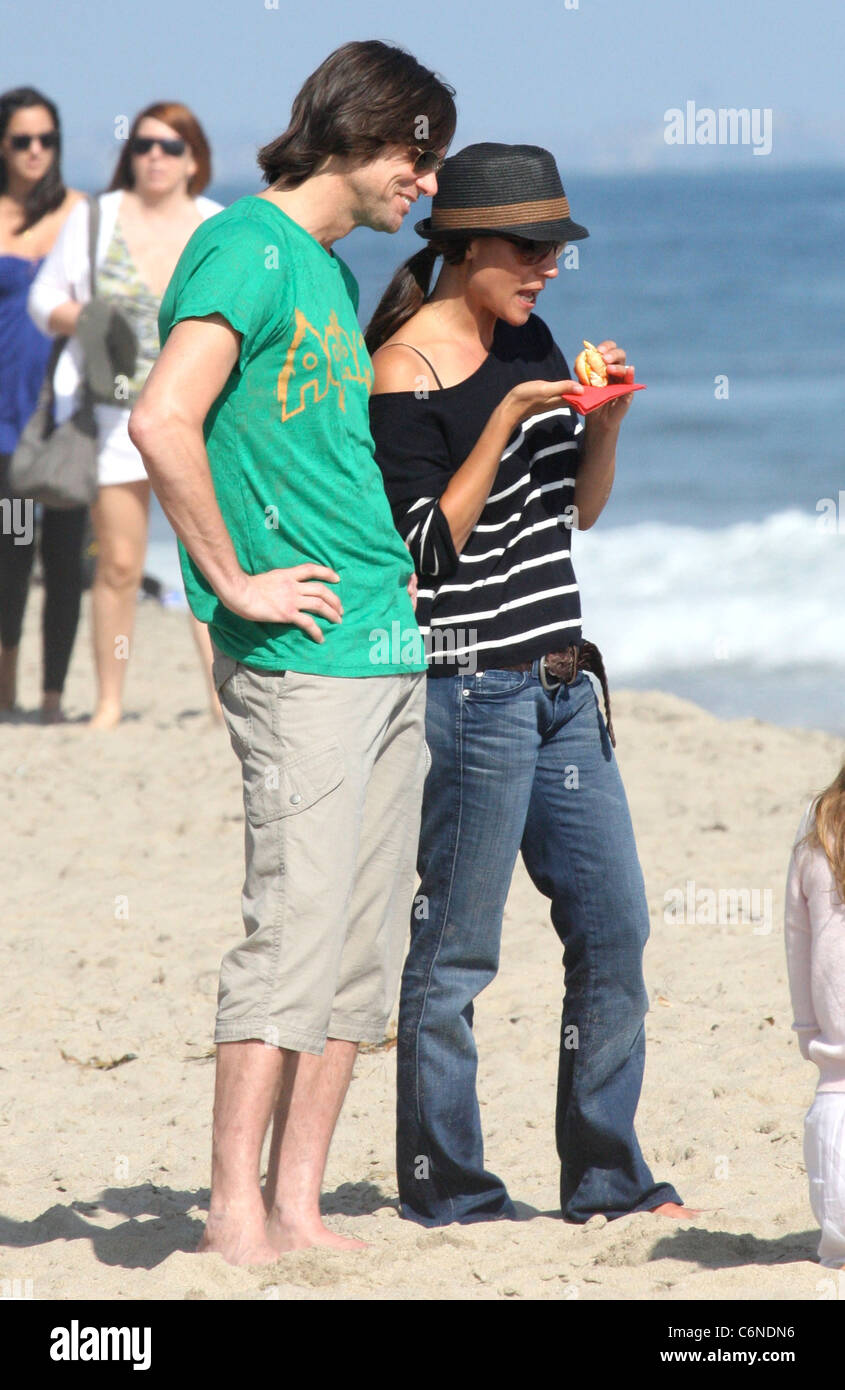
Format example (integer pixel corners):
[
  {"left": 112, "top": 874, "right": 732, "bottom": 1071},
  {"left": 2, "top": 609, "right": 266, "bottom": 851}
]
[{"left": 158, "top": 196, "right": 425, "bottom": 677}]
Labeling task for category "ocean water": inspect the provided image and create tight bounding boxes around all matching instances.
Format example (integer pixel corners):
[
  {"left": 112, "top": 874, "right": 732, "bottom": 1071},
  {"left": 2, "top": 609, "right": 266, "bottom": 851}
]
[{"left": 146, "top": 169, "right": 845, "bottom": 736}]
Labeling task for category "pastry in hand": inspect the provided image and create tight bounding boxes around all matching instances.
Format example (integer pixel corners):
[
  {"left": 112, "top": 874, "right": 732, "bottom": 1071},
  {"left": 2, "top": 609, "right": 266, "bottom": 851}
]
[{"left": 573, "top": 340, "right": 608, "bottom": 388}]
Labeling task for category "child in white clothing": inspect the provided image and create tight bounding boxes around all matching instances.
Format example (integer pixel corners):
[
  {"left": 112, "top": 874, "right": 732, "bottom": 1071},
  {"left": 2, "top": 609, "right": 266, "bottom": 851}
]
[{"left": 784, "top": 761, "right": 845, "bottom": 1269}]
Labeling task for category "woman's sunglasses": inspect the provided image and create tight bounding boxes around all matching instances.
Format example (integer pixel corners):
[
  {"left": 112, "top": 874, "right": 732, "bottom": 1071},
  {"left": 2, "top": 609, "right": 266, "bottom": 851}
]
[
  {"left": 501, "top": 235, "right": 566, "bottom": 265},
  {"left": 408, "top": 146, "right": 445, "bottom": 176},
  {"left": 9, "top": 132, "right": 59, "bottom": 151},
  {"left": 130, "top": 136, "right": 187, "bottom": 157}
]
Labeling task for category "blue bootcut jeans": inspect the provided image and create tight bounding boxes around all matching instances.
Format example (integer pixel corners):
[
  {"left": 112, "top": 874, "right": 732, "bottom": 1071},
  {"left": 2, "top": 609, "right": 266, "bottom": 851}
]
[{"left": 396, "top": 664, "right": 682, "bottom": 1225}]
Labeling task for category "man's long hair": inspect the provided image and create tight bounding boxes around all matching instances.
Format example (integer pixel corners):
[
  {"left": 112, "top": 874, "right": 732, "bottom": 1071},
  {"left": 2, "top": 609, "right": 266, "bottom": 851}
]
[{"left": 258, "top": 40, "right": 456, "bottom": 189}]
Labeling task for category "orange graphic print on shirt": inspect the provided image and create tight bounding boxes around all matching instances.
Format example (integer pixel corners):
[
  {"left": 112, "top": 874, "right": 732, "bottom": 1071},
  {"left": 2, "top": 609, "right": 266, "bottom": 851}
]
[{"left": 277, "top": 308, "right": 372, "bottom": 422}]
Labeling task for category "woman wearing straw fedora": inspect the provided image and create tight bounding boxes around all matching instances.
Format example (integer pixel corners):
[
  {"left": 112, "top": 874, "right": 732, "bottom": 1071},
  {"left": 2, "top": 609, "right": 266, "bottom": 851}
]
[{"left": 367, "top": 143, "right": 689, "bottom": 1226}]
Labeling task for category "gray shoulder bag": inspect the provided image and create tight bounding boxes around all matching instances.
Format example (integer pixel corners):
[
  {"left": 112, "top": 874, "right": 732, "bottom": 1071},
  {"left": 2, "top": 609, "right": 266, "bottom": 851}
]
[{"left": 9, "top": 195, "right": 101, "bottom": 509}]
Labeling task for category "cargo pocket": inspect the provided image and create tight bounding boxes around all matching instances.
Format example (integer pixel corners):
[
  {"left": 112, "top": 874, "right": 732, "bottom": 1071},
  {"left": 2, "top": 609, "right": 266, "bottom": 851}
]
[
  {"left": 215, "top": 659, "right": 253, "bottom": 761},
  {"left": 211, "top": 644, "right": 239, "bottom": 694},
  {"left": 245, "top": 741, "right": 345, "bottom": 827}
]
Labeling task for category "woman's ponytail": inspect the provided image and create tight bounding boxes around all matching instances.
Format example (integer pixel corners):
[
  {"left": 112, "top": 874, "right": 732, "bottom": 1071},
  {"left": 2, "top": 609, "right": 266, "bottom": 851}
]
[
  {"left": 365, "top": 246, "right": 438, "bottom": 355},
  {"left": 365, "top": 238, "right": 468, "bottom": 355}
]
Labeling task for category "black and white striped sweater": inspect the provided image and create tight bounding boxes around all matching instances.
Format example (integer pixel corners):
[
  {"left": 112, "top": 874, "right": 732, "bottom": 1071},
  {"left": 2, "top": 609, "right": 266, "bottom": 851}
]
[{"left": 370, "top": 314, "right": 583, "bottom": 674}]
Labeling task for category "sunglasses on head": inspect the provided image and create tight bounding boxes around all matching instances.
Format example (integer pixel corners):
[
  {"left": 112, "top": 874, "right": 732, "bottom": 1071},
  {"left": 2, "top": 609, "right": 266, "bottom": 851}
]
[
  {"left": 500, "top": 235, "right": 565, "bottom": 264},
  {"left": 130, "top": 136, "right": 187, "bottom": 157},
  {"left": 408, "top": 146, "right": 444, "bottom": 176},
  {"left": 9, "top": 132, "right": 59, "bottom": 151}
]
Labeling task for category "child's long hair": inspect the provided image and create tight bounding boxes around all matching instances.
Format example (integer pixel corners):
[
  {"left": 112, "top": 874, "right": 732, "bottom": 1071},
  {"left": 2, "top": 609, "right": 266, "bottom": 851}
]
[{"left": 803, "top": 761, "right": 845, "bottom": 902}]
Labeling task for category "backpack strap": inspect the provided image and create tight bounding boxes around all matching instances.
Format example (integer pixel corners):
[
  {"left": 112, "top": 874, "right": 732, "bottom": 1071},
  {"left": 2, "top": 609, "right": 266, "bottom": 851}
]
[{"left": 87, "top": 195, "right": 100, "bottom": 298}]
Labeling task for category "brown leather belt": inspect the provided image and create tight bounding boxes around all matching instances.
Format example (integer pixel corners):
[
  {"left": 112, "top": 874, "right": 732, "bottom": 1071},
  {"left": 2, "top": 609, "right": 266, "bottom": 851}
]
[{"left": 483, "top": 641, "right": 616, "bottom": 747}]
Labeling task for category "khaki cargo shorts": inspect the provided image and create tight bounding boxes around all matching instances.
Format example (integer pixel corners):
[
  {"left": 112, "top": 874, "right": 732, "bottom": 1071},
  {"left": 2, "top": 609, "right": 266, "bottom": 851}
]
[{"left": 211, "top": 643, "right": 427, "bottom": 1054}]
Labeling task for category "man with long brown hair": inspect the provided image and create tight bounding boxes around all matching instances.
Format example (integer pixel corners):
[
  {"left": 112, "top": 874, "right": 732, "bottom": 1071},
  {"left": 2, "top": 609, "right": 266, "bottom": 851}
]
[{"left": 130, "top": 41, "right": 455, "bottom": 1265}]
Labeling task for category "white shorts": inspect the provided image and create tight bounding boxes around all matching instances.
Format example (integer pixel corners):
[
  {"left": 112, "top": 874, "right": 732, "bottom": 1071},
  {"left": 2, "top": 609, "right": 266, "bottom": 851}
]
[{"left": 95, "top": 404, "right": 149, "bottom": 488}]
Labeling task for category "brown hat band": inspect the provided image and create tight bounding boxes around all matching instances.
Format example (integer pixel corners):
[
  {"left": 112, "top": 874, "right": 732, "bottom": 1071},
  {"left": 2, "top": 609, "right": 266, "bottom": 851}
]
[{"left": 431, "top": 195, "right": 572, "bottom": 230}]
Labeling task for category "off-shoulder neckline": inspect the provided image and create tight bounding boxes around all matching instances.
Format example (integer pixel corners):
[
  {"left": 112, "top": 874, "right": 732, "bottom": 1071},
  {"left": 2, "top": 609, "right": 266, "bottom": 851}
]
[{"left": 371, "top": 320, "right": 505, "bottom": 399}]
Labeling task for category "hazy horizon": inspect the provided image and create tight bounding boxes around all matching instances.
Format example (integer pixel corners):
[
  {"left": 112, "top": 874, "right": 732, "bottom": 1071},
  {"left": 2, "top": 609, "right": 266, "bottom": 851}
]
[{"left": 5, "top": 0, "right": 844, "bottom": 188}]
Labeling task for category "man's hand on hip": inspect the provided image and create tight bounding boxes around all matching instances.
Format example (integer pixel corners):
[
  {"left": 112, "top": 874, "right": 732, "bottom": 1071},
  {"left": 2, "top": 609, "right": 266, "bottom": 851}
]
[{"left": 225, "top": 564, "right": 343, "bottom": 643}]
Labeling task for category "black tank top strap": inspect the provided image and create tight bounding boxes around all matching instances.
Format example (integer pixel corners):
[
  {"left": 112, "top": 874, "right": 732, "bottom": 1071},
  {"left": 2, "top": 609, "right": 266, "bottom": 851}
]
[{"left": 378, "top": 342, "right": 444, "bottom": 390}]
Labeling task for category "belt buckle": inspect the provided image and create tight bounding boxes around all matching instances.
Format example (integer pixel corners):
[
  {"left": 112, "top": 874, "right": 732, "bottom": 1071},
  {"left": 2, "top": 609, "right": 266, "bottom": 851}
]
[{"left": 539, "top": 655, "right": 561, "bottom": 693}]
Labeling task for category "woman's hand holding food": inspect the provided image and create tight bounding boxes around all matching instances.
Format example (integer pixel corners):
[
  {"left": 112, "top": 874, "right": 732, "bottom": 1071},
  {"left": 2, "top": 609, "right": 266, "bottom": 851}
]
[
  {"left": 581, "top": 339, "right": 636, "bottom": 431},
  {"left": 499, "top": 377, "right": 584, "bottom": 431},
  {"left": 570, "top": 338, "right": 636, "bottom": 528},
  {"left": 439, "top": 346, "right": 631, "bottom": 553},
  {"left": 440, "top": 378, "right": 582, "bottom": 553}
]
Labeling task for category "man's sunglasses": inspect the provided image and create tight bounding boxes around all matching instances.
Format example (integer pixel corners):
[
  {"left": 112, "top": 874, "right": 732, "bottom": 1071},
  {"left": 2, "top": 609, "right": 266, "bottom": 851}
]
[
  {"left": 408, "top": 146, "right": 445, "bottom": 176},
  {"left": 9, "top": 132, "right": 59, "bottom": 151},
  {"left": 130, "top": 136, "right": 187, "bottom": 157},
  {"left": 500, "top": 235, "right": 566, "bottom": 265}
]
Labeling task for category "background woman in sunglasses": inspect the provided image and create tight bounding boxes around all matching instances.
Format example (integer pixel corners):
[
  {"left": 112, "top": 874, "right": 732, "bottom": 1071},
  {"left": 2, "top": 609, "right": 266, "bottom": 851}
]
[
  {"left": 367, "top": 143, "right": 688, "bottom": 1227},
  {"left": 0, "top": 86, "right": 84, "bottom": 721},
  {"left": 29, "top": 102, "right": 221, "bottom": 727}
]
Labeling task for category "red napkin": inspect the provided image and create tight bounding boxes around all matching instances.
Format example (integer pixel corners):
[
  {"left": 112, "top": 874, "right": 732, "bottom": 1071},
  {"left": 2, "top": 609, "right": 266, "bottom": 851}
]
[{"left": 560, "top": 382, "right": 646, "bottom": 414}]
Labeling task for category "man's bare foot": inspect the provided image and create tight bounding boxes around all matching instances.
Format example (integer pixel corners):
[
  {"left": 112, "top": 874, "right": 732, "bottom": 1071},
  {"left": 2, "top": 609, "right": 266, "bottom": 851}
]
[
  {"left": 89, "top": 704, "right": 122, "bottom": 729},
  {"left": 650, "top": 1202, "right": 701, "bottom": 1219},
  {"left": 265, "top": 1206, "right": 367, "bottom": 1253},
  {"left": 197, "top": 1209, "right": 281, "bottom": 1267}
]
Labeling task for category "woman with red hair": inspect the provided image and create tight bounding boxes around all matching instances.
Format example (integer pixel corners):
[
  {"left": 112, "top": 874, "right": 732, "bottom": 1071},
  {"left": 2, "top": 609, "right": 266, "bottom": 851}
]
[{"left": 29, "top": 102, "right": 222, "bottom": 726}]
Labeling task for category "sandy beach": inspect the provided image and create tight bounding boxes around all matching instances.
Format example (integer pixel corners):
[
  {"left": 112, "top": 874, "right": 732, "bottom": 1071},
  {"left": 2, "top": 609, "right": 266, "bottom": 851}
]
[{"left": 2, "top": 587, "right": 843, "bottom": 1303}]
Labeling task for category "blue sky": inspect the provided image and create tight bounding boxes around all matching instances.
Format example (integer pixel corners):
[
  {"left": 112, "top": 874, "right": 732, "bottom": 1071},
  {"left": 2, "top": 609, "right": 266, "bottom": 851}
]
[{"left": 5, "top": 0, "right": 844, "bottom": 191}]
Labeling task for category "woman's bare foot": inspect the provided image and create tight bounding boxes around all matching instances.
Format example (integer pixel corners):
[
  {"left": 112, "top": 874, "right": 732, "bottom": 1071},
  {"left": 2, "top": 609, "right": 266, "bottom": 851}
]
[
  {"left": 197, "top": 1208, "right": 281, "bottom": 1267},
  {"left": 89, "top": 703, "right": 122, "bottom": 730},
  {"left": 265, "top": 1205, "right": 367, "bottom": 1253},
  {"left": 650, "top": 1202, "right": 701, "bottom": 1219}
]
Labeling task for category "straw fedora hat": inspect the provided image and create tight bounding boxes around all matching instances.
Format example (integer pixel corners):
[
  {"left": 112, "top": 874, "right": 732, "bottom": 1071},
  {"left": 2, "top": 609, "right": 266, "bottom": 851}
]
[{"left": 414, "top": 142, "right": 589, "bottom": 243}]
